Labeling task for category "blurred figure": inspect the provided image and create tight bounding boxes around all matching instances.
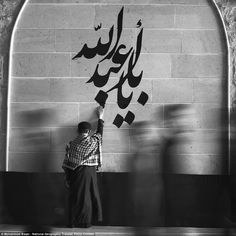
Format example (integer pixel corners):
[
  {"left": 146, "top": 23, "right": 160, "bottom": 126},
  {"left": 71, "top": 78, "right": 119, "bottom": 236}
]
[
  {"left": 164, "top": 104, "right": 194, "bottom": 133},
  {"left": 160, "top": 104, "right": 195, "bottom": 226},
  {"left": 130, "top": 121, "right": 164, "bottom": 235},
  {"left": 4, "top": 108, "right": 55, "bottom": 232},
  {"left": 62, "top": 106, "right": 104, "bottom": 228},
  {"left": 161, "top": 104, "right": 195, "bottom": 172}
]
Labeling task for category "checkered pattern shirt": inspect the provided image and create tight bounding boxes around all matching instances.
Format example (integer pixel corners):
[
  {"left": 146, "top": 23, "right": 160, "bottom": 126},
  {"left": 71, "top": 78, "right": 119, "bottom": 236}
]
[{"left": 62, "top": 119, "right": 103, "bottom": 171}]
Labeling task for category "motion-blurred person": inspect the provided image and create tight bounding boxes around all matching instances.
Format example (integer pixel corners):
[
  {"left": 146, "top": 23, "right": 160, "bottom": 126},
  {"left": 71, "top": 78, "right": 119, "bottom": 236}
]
[
  {"left": 4, "top": 108, "right": 55, "bottom": 232},
  {"left": 62, "top": 106, "right": 104, "bottom": 228},
  {"left": 160, "top": 104, "right": 195, "bottom": 226},
  {"left": 130, "top": 121, "right": 164, "bottom": 235}
]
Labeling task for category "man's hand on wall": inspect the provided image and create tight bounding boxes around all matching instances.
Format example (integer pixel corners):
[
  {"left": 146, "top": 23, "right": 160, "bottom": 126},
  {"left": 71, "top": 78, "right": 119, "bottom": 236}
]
[{"left": 97, "top": 106, "right": 104, "bottom": 120}]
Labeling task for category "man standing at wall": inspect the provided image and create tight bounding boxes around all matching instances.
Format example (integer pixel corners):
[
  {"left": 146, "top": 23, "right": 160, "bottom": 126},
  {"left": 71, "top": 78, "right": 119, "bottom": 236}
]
[{"left": 62, "top": 106, "right": 104, "bottom": 228}]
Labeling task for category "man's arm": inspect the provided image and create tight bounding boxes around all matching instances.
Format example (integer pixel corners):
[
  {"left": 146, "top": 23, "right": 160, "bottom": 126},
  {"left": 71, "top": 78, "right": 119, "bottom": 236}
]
[{"left": 96, "top": 106, "right": 104, "bottom": 136}]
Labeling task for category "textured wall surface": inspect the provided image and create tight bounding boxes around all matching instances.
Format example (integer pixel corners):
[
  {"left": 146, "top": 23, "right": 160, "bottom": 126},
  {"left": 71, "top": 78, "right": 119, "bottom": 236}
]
[
  {"left": 215, "top": 0, "right": 236, "bottom": 108},
  {"left": 0, "top": 0, "right": 24, "bottom": 171},
  {"left": 6, "top": 0, "right": 227, "bottom": 174}
]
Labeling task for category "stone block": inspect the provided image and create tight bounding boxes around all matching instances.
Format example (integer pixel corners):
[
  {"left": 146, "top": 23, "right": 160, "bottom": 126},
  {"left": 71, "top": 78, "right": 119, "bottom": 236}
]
[
  {"left": 18, "top": 5, "right": 95, "bottom": 29},
  {"left": 103, "top": 129, "right": 130, "bottom": 153},
  {"left": 50, "top": 78, "right": 97, "bottom": 102},
  {"left": 171, "top": 55, "right": 224, "bottom": 78},
  {"left": 12, "top": 53, "right": 71, "bottom": 77},
  {"left": 17, "top": 5, "right": 55, "bottom": 29},
  {"left": 8, "top": 152, "right": 64, "bottom": 172},
  {"left": 11, "top": 78, "right": 50, "bottom": 102},
  {"left": 9, "top": 127, "right": 51, "bottom": 152},
  {"left": 95, "top": 5, "right": 175, "bottom": 29},
  {"left": 136, "top": 54, "right": 171, "bottom": 78},
  {"left": 193, "top": 103, "right": 222, "bottom": 129},
  {"left": 7, "top": 153, "right": 41, "bottom": 172},
  {"left": 10, "top": 103, "right": 79, "bottom": 128},
  {"left": 167, "top": 154, "right": 225, "bottom": 175},
  {"left": 50, "top": 127, "right": 77, "bottom": 152},
  {"left": 125, "top": 5, "right": 175, "bottom": 29},
  {"left": 55, "top": 28, "right": 136, "bottom": 52},
  {"left": 14, "top": 29, "right": 55, "bottom": 52},
  {"left": 153, "top": 79, "right": 193, "bottom": 103},
  {"left": 9, "top": 103, "right": 51, "bottom": 128},
  {"left": 182, "top": 30, "right": 225, "bottom": 54},
  {"left": 175, "top": 6, "right": 219, "bottom": 29},
  {"left": 54, "top": 5, "right": 95, "bottom": 29},
  {"left": 173, "top": 130, "right": 221, "bottom": 155},
  {"left": 100, "top": 153, "right": 132, "bottom": 172},
  {"left": 142, "top": 30, "right": 182, "bottom": 53},
  {"left": 193, "top": 78, "right": 222, "bottom": 103}
]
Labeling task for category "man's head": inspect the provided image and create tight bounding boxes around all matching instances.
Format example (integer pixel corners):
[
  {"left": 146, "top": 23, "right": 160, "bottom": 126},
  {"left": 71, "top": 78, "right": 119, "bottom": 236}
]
[{"left": 78, "top": 121, "right": 92, "bottom": 135}]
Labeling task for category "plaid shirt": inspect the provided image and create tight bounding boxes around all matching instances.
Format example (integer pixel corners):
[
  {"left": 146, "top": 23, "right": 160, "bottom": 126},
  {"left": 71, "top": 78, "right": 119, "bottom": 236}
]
[{"left": 62, "top": 119, "right": 103, "bottom": 171}]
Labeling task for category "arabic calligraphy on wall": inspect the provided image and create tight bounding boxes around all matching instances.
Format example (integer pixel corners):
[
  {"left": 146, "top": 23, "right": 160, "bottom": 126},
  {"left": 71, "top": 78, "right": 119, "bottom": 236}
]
[{"left": 73, "top": 6, "right": 148, "bottom": 128}]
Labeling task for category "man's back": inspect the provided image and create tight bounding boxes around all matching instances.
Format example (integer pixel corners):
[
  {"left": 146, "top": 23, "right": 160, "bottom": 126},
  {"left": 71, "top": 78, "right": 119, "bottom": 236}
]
[{"left": 62, "top": 106, "right": 104, "bottom": 228}]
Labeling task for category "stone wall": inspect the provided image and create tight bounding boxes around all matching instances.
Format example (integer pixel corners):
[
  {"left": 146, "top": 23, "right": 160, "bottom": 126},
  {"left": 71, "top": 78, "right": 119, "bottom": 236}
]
[{"left": 6, "top": 0, "right": 227, "bottom": 174}]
